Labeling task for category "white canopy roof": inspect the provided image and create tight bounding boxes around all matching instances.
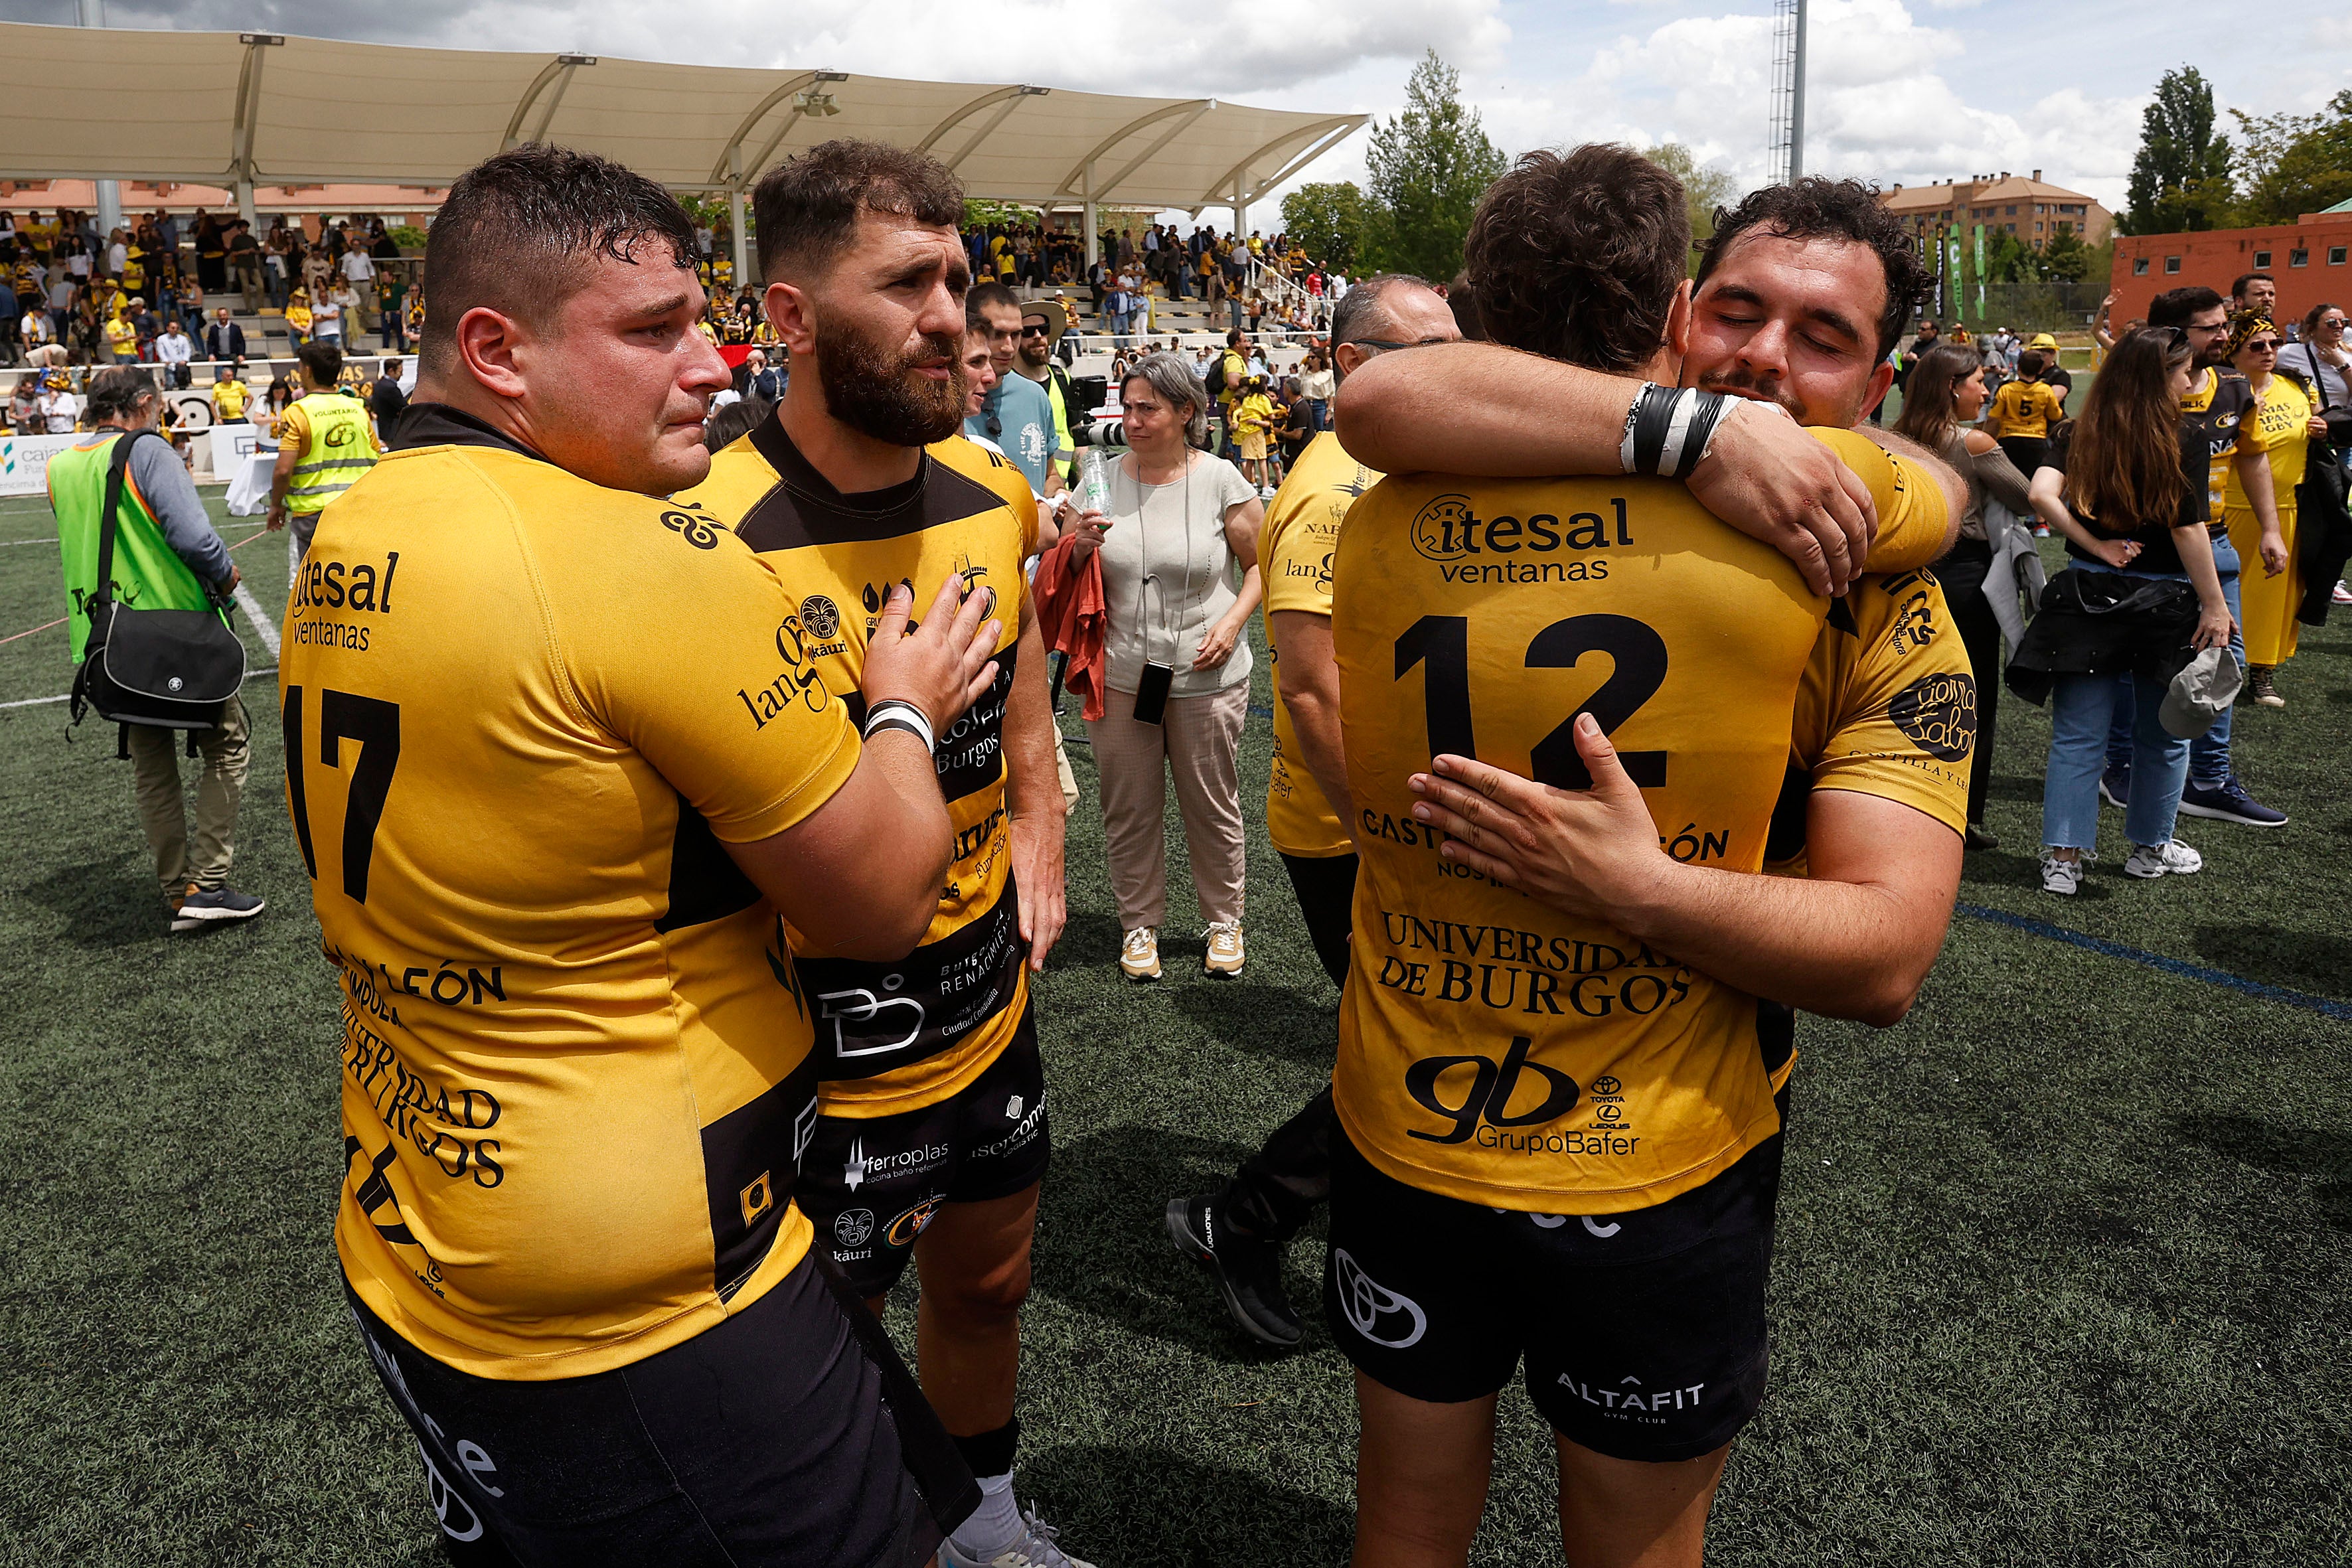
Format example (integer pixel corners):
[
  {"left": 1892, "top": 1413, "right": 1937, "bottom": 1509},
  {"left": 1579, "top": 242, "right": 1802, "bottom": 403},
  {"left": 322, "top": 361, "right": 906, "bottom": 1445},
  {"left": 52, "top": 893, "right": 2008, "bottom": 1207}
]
[{"left": 0, "top": 22, "right": 1363, "bottom": 213}]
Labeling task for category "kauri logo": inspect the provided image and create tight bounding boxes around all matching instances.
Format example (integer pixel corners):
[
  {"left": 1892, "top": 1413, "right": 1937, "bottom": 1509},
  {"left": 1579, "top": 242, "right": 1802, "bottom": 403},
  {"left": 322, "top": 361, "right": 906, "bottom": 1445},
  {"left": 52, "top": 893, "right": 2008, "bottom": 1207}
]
[
  {"left": 1409, "top": 494, "right": 1478, "bottom": 561},
  {"left": 801, "top": 594, "right": 841, "bottom": 640},
  {"left": 833, "top": 1208, "right": 874, "bottom": 1247}
]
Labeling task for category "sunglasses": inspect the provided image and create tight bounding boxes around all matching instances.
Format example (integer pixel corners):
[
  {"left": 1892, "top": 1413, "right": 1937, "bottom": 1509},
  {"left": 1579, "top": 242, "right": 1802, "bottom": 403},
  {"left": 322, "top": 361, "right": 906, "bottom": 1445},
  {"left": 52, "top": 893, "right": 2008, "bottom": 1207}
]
[
  {"left": 2243, "top": 339, "right": 2281, "bottom": 353},
  {"left": 1020, "top": 323, "right": 1052, "bottom": 337},
  {"left": 1350, "top": 336, "right": 1456, "bottom": 352},
  {"left": 2323, "top": 317, "right": 2347, "bottom": 329}
]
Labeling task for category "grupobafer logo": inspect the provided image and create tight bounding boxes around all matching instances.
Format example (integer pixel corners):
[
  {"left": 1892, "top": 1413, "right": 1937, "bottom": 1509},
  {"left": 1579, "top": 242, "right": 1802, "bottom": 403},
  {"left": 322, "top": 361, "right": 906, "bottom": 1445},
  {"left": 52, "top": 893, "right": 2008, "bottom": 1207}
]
[
  {"left": 1409, "top": 494, "right": 1477, "bottom": 562},
  {"left": 1889, "top": 671, "right": 1977, "bottom": 761}
]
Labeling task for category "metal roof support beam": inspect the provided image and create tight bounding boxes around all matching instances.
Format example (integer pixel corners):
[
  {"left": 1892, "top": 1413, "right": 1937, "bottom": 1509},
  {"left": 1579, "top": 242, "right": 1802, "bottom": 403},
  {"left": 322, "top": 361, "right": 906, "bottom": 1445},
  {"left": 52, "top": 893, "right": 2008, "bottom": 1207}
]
[
  {"left": 226, "top": 33, "right": 283, "bottom": 192},
  {"left": 707, "top": 70, "right": 822, "bottom": 188},
  {"left": 1052, "top": 100, "right": 1211, "bottom": 200},
  {"left": 915, "top": 85, "right": 1022, "bottom": 156},
  {"left": 1236, "top": 117, "right": 1364, "bottom": 205},
  {"left": 1090, "top": 99, "right": 1215, "bottom": 203},
  {"left": 502, "top": 54, "right": 594, "bottom": 151},
  {"left": 942, "top": 87, "right": 1046, "bottom": 174},
  {"left": 1197, "top": 114, "right": 1363, "bottom": 210}
]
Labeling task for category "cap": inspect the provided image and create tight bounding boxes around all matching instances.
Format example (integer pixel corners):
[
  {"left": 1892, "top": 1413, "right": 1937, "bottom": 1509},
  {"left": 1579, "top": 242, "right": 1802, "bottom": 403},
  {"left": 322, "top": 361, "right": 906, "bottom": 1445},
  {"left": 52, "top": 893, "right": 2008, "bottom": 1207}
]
[
  {"left": 2159, "top": 645, "right": 2245, "bottom": 739},
  {"left": 2029, "top": 333, "right": 2059, "bottom": 351},
  {"left": 1020, "top": 297, "right": 1069, "bottom": 342}
]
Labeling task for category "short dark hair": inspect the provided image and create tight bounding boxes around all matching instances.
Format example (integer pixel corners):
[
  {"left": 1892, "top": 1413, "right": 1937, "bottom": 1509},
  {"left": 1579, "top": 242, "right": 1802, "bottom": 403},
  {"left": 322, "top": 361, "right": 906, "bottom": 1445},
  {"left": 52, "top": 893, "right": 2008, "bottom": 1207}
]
[
  {"left": 2231, "top": 272, "right": 2274, "bottom": 300},
  {"left": 966, "top": 281, "right": 1021, "bottom": 331},
  {"left": 1695, "top": 177, "right": 1929, "bottom": 361},
  {"left": 422, "top": 145, "right": 696, "bottom": 378},
  {"left": 1328, "top": 272, "right": 1437, "bottom": 350},
  {"left": 2017, "top": 349, "right": 2047, "bottom": 379},
  {"left": 2150, "top": 285, "right": 2225, "bottom": 328},
  {"left": 297, "top": 341, "right": 344, "bottom": 386},
  {"left": 1445, "top": 270, "right": 1485, "bottom": 342},
  {"left": 1466, "top": 145, "right": 1688, "bottom": 373},
  {"left": 84, "top": 366, "right": 156, "bottom": 422},
  {"left": 753, "top": 139, "right": 963, "bottom": 285}
]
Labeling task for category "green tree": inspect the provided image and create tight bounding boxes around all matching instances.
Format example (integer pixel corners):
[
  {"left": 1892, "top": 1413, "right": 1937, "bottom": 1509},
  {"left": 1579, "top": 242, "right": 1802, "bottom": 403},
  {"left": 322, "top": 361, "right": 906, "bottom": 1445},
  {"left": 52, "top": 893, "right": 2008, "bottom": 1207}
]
[
  {"left": 963, "top": 198, "right": 1036, "bottom": 229},
  {"left": 2122, "top": 66, "right": 2234, "bottom": 234},
  {"left": 2039, "top": 228, "right": 2094, "bottom": 283},
  {"left": 1280, "top": 182, "right": 1370, "bottom": 270},
  {"left": 2231, "top": 94, "right": 2352, "bottom": 224},
  {"left": 1640, "top": 143, "right": 1739, "bottom": 271},
  {"left": 1361, "top": 50, "right": 1508, "bottom": 283}
]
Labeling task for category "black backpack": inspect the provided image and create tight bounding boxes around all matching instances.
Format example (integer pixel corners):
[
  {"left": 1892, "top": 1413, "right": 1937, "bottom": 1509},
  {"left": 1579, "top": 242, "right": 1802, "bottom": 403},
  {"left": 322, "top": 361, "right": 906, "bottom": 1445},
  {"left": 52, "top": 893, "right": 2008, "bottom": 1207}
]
[
  {"left": 1204, "top": 352, "right": 1229, "bottom": 398},
  {"left": 70, "top": 429, "right": 246, "bottom": 743}
]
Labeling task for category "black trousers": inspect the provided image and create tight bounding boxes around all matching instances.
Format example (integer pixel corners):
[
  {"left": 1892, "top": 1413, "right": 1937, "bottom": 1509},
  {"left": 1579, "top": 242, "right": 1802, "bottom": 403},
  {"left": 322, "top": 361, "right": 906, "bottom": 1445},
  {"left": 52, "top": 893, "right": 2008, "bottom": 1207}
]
[
  {"left": 1934, "top": 536, "right": 2002, "bottom": 825},
  {"left": 1215, "top": 851, "right": 1357, "bottom": 1242},
  {"left": 1996, "top": 435, "right": 2048, "bottom": 480}
]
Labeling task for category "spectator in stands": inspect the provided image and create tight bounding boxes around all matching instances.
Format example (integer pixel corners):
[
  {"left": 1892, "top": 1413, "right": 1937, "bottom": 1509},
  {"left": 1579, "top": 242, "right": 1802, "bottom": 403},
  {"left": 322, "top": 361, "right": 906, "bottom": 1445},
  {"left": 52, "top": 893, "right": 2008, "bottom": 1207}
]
[
  {"left": 228, "top": 220, "right": 263, "bottom": 313},
  {"left": 283, "top": 288, "right": 312, "bottom": 349},
  {"left": 262, "top": 224, "right": 290, "bottom": 309},
  {"left": 20, "top": 297, "right": 59, "bottom": 366},
  {"left": 204, "top": 307, "right": 246, "bottom": 364},
  {"left": 193, "top": 210, "right": 227, "bottom": 293},
  {"left": 37, "top": 368, "right": 80, "bottom": 432},
  {"left": 153, "top": 318, "right": 193, "bottom": 384},
  {"left": 102, "top": 309, "right": 137, "bottom": 365},
  {"left": 311, "top": 283, "right": 344, "bottom": 347},
  {"left": 1059, "top": 351, "right": 1263, "bottom": 982},
  {"left": 9, "top": 372, "right": 40, "bottom": 432},
  {"left": 1297, "top": 348, "right": 1334, "bottom": 431},
  {"left": 2015, "top": 328, "right": 2233, "bottom": 894},
  {"left": 369, "top": 355, "right": 408, "bottom": 433},
  {"left": 375, "top": 266, "right": 408, "bottom": 351}
]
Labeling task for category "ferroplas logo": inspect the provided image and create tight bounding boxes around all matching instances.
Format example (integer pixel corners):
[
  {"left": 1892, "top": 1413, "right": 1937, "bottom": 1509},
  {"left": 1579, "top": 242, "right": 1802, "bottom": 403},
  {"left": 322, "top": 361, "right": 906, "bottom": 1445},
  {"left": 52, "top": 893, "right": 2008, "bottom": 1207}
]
[{"left": 841, "top": 1137, "right": 951, "bottom": 1192}]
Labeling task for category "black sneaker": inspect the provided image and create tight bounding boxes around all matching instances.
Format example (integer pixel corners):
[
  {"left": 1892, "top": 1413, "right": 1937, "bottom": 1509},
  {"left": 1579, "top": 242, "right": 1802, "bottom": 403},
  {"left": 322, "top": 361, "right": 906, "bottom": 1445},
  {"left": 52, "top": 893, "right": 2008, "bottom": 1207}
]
[
  {"left": 177, "top": 886, "right": 266, "bottom": 925},
  {"left": 2177, "top": 775, "right": 2289, "bottom": 828},
  {"left": 1164, "top": 1196, "right": 1303, "bottom": 1348},
  {"left": 2099, "top": 763, "right": 2130, "bottom": 809}
]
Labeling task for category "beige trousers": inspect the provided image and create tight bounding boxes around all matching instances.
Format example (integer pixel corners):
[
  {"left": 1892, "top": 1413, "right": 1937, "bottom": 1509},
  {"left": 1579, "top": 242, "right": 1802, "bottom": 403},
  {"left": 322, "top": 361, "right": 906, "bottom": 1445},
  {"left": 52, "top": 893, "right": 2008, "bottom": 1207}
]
[
  {"left": 1085, "top": 680, "right": 1247, "bottom": 932},
  {"left": 128, "top": 694, "right": 252, "bottom": 900}
]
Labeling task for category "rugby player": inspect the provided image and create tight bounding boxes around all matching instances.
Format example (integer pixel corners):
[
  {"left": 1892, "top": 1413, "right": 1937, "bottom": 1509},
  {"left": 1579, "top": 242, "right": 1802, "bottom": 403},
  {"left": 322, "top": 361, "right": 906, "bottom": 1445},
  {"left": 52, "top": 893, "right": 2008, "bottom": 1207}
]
[
  {"left": 680, "top": 141, "right": 1084, "bottom": 1568},
  {"left": 1321, "top": 149, "right": 1968, "bottom": 1568},
  {"left": 283, "top": 145, "right": 1002, "bottom": 1567}
]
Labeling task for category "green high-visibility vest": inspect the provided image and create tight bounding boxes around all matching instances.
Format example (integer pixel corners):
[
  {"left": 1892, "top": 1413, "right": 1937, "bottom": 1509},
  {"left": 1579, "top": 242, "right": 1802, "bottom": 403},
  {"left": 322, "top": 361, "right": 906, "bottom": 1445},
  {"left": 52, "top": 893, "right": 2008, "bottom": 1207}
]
[
  {"left": 286, "top": 390, "right": 378, "bottom": 514},
  {"left": 49, "top": 431, "right": 221, "bottom": 664}
]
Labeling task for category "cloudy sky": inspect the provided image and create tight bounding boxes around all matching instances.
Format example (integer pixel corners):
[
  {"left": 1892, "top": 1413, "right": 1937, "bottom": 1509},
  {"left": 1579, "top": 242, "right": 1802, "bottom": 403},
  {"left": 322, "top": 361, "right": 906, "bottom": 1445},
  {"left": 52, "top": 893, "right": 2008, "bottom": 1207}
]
[{"left": 10, "top": 0, "right": 2351, "bottom": 215}]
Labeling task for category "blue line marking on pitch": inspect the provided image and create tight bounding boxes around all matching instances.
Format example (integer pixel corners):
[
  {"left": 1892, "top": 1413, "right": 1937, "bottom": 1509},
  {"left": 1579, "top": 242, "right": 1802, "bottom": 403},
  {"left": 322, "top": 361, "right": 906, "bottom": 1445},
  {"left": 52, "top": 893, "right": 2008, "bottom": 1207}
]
[{"left": 1956, "top": 902, "right": 2352, "bottom": 1022}]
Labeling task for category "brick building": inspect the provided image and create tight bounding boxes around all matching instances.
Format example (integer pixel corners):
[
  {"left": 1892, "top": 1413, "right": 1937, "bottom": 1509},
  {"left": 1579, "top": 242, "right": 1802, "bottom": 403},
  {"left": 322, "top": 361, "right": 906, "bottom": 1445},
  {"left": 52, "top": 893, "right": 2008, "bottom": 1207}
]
[
  {"left": 2108, "top": 203, "right": 2352, "bottom": 329},
  {"left": 1879, "top": 171, "right": 2113, "bottom": 250}
]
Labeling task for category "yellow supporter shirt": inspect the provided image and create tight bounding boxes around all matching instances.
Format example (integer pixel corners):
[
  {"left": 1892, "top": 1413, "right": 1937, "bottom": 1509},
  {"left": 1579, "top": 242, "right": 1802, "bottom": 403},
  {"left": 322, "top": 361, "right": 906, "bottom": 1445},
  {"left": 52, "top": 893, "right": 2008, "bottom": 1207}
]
[
  {"left": 681, "top": 419, "right": 1038, "bottom": 1120},
  {"left": 2226, "top": 374, "right": 2311, "bottom": 507},
  {"left": 1330, "top": 428, "right": 1944, "bottom": 1215},
  {"left": 211, "top": 379, "right": 248, "bottom": 422},
  {"left": 283, "top": 406, "right": 859, "bottom": 1380},
  {"left": 1263, "top": 431, "right": 1374, "bottom": 858},
  {"left": 1984, "top": 379, "right": 2065, "bottom": 441},
  {"left": 1231, "top": 393, "right": 1275, "bottom": 437}
]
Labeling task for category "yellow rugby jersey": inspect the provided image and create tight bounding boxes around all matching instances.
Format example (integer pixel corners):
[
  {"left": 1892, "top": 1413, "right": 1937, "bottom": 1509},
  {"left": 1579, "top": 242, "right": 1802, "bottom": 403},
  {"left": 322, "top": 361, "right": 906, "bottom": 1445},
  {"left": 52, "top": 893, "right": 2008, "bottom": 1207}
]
[
  {"left": 1330, "top": 427, "right": 1942, "bottom": 1214},
  {"left": 682, "top": 417, "right": 1036, "bottom": 1120},
  {"left": 283, "top": 406, "right": 859, "bottom": 1381},
  {"left": 1263, "top": 431, "right": 1376, "bottom": 858}
]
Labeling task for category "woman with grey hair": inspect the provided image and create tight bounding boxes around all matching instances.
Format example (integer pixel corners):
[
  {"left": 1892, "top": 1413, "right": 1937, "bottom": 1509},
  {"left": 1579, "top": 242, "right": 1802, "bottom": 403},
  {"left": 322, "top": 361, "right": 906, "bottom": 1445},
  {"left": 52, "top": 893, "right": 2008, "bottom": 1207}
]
[{"left": 1058, "top": 351, "right": 1264, "bottom": 980}]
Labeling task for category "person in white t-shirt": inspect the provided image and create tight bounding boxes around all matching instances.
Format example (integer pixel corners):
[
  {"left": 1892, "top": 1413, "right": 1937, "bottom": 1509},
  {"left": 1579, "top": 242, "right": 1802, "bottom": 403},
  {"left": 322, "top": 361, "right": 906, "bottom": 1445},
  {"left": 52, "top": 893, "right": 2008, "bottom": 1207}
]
[{"left": 340, "top": 246, "right": 377, "bottom": 335}]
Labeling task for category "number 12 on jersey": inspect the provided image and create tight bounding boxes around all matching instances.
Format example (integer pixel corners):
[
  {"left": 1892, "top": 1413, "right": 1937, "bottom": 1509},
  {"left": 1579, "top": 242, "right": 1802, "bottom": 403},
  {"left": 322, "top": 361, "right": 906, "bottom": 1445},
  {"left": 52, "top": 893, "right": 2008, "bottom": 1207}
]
[
  {"left": 283, "top": 684, "right": 402, "bottom": 903},
  {"left": 1393, "top": 613, "right": 1669, "bottom": 791}
]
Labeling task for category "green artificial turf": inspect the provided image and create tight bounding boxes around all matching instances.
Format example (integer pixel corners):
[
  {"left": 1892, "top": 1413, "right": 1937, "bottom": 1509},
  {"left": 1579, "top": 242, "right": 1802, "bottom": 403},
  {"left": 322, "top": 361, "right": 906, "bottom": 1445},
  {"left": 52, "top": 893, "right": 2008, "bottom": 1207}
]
[{"left": 1, "top": 489, "right": 2346, "bottom": 1565}]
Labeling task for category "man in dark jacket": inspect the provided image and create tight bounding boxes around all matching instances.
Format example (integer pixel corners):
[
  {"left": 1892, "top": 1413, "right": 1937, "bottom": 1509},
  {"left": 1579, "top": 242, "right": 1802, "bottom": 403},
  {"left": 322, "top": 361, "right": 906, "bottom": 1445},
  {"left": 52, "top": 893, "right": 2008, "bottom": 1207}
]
[{"left": 203, "top": 307, "right": 246, "bottom": 364}]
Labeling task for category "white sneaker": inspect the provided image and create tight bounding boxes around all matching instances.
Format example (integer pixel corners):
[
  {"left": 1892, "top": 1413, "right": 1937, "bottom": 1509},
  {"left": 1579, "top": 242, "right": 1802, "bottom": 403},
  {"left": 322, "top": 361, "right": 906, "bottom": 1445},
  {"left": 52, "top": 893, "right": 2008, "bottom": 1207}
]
[
  {"left": 2039, "top": 852, "right": 2084, "bottom": 896},
  {"left": 2123, "top": 838, "right": 2203, "bottom": 878},
  {"left": 942, "top": 1504, "right": 1097, "bottom": 1568},
  {"left": 2334, "top": 580, "right": 2352, "bottom": 605},
  {"left": 1120, "top": 925, "right": 1162, "bottom": 982},
  {"left": 1203, "top": 920, "right": 1245, "bottom": 977}
]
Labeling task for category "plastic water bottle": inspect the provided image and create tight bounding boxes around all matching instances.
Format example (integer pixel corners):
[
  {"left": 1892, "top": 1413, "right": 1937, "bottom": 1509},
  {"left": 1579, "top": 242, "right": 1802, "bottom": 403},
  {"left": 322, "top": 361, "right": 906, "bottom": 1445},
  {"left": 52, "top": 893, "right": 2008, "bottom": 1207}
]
[{"left": 1077, "top": 447, "right": 1111, "bottom": 516}]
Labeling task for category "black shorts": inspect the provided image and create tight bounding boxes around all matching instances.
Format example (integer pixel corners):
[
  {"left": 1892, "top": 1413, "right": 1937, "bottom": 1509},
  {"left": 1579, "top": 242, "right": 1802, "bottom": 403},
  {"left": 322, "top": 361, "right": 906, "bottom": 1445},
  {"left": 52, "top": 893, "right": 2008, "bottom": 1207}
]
[
  {"left": 347, "top": 1253, "right": 977, "bottom": 1567},
  {"left": 797, "top": 1002, "right": 1050, "bottom": 1296},
  {"left": 1324, "top": 1101, "right": 1787, "bottom": 1463}
]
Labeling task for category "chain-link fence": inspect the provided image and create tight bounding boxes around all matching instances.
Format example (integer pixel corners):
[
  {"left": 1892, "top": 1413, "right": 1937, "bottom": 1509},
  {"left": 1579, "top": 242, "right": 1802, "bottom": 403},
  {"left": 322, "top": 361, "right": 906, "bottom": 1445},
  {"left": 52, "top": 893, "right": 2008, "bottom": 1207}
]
[{"left": 1921, "top": 279, "right": 2108, "bottom": 335}]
